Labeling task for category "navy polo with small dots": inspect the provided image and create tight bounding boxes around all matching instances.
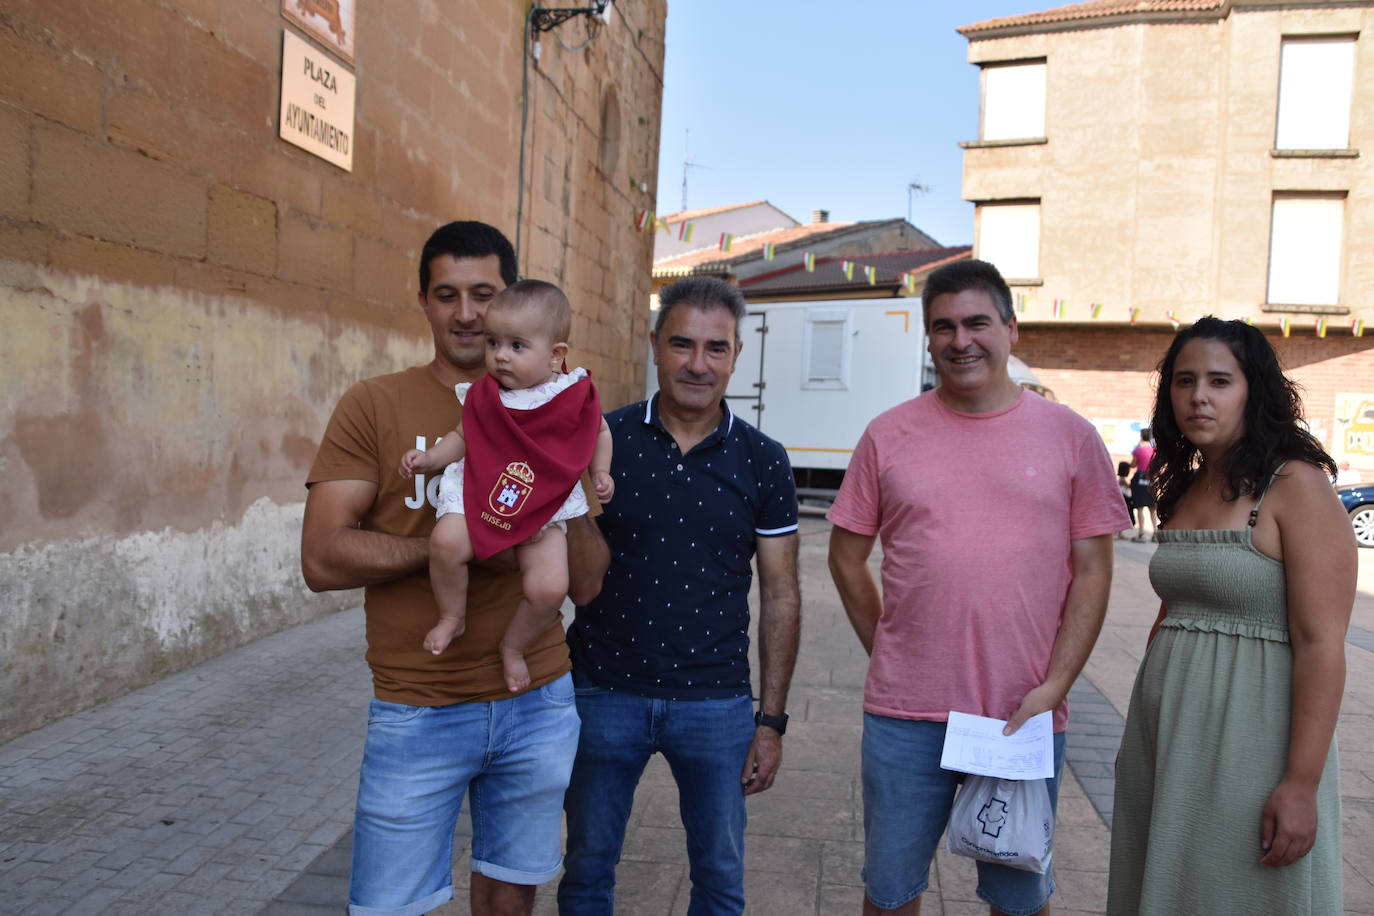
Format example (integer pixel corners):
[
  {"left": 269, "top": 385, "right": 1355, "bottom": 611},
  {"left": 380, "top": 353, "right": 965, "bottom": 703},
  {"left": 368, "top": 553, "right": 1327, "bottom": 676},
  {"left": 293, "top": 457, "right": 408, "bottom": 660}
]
[{"left": 567, "top": 394, "right": 799, "bottom": 700}]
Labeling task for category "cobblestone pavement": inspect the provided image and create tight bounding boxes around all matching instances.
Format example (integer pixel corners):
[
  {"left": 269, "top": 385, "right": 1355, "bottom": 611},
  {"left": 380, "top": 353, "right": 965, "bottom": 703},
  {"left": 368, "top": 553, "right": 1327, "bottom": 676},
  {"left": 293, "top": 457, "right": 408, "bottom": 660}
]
[{"left": 4, "top": 518, "right": 1374, "bottom": 914}]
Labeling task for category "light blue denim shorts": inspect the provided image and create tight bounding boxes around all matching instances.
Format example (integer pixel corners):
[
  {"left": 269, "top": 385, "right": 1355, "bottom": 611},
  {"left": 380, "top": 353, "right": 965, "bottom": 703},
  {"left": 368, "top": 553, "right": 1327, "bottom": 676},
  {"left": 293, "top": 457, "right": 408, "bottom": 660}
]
[
  {"left": 861, "top": 713, "right": 1066, "bottom": 916},
  {"left": 347, "top": 673, "right": 580, "bottom": 916}
]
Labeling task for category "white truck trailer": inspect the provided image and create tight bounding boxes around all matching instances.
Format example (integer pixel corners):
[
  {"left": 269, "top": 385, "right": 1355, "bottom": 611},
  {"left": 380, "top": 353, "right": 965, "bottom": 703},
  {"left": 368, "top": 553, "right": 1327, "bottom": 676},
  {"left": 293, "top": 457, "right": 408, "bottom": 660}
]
[
  {"left": 646, "top": 298, "right": 930, "bottom": 495},
  {"left": 644, "top": 297, "right": 1054, "bottom": 497}
]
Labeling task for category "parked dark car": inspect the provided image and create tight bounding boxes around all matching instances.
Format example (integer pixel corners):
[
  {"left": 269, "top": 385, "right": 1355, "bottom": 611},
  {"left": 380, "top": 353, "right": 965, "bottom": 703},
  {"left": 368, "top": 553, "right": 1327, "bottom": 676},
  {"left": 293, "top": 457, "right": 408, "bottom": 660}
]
[{"left": 1338, "top": 483, "right": 1374, "bottom": 548}]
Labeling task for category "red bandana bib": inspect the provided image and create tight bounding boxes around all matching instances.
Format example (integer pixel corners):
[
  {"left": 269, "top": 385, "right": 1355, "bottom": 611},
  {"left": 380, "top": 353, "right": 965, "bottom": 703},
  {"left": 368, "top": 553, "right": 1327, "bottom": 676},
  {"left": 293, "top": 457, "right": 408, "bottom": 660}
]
[{"left": 461, "top": 373, "right": 602, "bottom": 559}]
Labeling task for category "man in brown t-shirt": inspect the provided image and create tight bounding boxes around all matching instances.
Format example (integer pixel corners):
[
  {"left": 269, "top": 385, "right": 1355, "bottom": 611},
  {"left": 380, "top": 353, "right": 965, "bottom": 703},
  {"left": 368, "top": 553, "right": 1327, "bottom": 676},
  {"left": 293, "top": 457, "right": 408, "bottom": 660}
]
[{"left": 301, "top": 221, "right": 609, "bottom": 916}]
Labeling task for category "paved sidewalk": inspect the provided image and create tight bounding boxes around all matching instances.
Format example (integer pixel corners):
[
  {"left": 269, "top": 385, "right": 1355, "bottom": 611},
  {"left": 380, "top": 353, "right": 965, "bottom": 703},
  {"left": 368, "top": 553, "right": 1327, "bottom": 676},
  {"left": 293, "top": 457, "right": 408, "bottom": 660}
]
[
  {"left": 3, "top": 519, "right": 1373, "bottom": 914},
  {"left": 0, "top": 614, "right": 371, "bottom": 915}
]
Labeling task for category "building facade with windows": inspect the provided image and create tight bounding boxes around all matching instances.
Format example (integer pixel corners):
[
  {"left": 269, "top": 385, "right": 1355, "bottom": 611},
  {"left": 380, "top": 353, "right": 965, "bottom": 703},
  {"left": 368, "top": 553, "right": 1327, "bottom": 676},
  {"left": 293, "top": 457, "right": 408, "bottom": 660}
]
[{"left": 960, "top": 0, "right": 1374, "bottom": 467}]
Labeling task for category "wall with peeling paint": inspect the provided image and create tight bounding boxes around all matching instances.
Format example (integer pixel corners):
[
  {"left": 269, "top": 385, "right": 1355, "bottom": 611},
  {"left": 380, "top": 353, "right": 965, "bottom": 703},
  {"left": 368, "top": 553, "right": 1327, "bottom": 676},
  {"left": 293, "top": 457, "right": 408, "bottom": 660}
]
[{"left": 0, "top": 0, "right": 666, "bottom": 741}]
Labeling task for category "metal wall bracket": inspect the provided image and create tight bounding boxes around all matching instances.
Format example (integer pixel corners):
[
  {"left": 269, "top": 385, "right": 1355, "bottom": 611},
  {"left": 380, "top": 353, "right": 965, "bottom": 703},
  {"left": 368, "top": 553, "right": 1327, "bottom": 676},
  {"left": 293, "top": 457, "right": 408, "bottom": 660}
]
[{"left": 531, "top": 3, "right": 609, "bottom": 34}]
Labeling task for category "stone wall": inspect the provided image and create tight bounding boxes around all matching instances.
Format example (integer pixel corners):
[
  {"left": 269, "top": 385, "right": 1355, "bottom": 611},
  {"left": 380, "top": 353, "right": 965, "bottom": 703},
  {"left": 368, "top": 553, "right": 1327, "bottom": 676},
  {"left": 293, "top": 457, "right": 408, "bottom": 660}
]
[{"left": 0, "top": 0, "right": 666, "bottom": 740}]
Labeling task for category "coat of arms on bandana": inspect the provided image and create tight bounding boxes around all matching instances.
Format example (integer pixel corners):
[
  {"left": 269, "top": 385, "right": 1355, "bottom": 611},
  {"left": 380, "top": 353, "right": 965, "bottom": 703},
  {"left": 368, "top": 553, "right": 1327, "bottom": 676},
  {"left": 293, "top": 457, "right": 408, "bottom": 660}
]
[{"left": 489, "top": 461, "right": 534, "bottom": 517}]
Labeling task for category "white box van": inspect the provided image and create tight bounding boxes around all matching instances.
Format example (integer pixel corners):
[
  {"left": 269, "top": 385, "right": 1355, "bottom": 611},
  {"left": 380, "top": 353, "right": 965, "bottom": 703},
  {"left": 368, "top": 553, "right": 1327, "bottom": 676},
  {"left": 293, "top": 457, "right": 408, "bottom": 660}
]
[{"left": 644, "top": 298, "right": 1052, "bottom": 497}]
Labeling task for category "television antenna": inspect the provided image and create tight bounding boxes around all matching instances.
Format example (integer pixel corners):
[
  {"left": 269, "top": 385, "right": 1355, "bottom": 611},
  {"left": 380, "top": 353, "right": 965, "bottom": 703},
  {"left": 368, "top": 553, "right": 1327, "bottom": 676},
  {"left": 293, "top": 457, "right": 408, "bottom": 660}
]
[
  {"left": 681, "top": 129, "right": 711, "bottom": 211},
  {"left": 907, "top": 180, "right": 931, "bottom": 223}
]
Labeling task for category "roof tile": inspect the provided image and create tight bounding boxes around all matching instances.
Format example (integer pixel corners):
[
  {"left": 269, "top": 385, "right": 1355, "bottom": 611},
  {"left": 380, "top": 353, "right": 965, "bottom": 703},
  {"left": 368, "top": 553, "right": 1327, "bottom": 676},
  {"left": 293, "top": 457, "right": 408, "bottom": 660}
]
[
  {"left": 740, "top": 247, "right": 973, "bottom": 294},
  {"left": 656, "top": 200, "right": 771, "bottom": 225},
  {"left": 960, "top": 0, "right": 1225, "bottom": 34},
  {"left": 652, "top": 220, "right": 868, "bottom": 274}
]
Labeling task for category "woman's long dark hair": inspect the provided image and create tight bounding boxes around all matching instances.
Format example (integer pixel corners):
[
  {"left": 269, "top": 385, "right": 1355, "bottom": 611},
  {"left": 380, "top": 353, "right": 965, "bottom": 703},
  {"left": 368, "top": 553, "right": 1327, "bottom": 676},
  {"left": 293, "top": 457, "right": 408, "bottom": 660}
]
[{"left": 1151, "top": 317, "right": 1335, "bottom": 521}]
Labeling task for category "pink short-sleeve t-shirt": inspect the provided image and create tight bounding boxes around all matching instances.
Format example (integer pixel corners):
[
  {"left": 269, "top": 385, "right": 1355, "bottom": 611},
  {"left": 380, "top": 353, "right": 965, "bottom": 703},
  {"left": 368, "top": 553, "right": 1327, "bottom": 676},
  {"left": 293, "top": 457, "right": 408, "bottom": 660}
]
[
  {"left": 827, "top": 389, "right": 1129, "bottom": 732},
  {"left": 1132, "top": 442, "right": 1155, "bottom": 476}
]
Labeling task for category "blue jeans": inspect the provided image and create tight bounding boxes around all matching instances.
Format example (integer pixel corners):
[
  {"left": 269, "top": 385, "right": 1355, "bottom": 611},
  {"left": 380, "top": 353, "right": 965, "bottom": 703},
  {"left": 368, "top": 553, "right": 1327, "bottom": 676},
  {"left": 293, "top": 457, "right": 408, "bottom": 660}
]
[
  {"left": 862, "top": 714, "right": 1067, "bottom": 916},
  {"left": 557, "top": 672, "right": 756, "bottom": 916},
  {"left": 348, "top": 674, "right": 579, "bottom": 916}
]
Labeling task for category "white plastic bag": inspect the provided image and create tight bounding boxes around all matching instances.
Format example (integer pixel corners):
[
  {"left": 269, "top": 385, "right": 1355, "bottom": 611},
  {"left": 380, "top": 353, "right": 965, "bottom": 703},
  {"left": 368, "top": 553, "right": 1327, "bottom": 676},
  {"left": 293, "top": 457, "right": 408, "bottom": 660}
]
[{"left": 945, "top": 775, "right": 1055, "bottom": 873}]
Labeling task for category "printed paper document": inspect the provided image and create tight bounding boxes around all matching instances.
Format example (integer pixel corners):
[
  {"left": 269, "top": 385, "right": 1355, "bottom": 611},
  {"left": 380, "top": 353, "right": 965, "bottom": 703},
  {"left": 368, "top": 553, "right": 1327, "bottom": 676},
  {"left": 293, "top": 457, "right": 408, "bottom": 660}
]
[{"left": 939, "top": 710, "right": 1054, "bottom": 780}]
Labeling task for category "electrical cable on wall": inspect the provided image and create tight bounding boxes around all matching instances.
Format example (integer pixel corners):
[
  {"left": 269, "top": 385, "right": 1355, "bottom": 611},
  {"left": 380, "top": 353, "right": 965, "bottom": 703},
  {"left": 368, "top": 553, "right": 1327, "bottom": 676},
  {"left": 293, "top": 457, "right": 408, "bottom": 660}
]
[
  {"left": 514, "top": 2, "right": 625, "bottom": 274},
  {"left": 514, "top": 4, "right": 535, "bottom": 275},
  {"left": 555, "top": 16, "right": 601, "bottom": 53}
]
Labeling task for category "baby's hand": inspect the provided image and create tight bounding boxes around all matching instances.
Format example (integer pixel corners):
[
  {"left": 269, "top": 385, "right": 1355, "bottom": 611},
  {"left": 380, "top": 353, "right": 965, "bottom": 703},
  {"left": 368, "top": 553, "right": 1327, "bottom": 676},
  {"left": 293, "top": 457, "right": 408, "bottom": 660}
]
[
  {"left": 593, "top": 470, "right": 615, "bottom": 503},
  {"left": 399, "top": 448, "right": 429, "bottom": 478}
]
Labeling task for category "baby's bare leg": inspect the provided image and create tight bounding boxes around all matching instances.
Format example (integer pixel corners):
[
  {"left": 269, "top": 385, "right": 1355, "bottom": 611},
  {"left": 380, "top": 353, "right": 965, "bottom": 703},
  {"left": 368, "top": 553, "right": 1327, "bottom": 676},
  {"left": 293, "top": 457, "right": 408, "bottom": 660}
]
[
  {"left": 501, "top": 526, "right": 570, "bottom": 693},
  {"left": 427, "top": 514, "right": 475, "bottom": 654}
]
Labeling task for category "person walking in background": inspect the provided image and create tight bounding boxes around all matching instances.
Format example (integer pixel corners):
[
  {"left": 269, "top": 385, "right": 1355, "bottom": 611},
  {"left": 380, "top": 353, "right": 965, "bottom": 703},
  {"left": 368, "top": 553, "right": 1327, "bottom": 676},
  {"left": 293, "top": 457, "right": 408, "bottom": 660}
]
[
  {"left": 1117, "top": 460, "right": 1135, "bottom": 539},
  {"left": 827, "top": 259, "right": 1128, "bottom": 916},
  {"left": 1129, "top": 428, "right": 1157, "bottom": 541},
  {"left": 1108, "top": 318, "right": 1354, "bottom": 915}
]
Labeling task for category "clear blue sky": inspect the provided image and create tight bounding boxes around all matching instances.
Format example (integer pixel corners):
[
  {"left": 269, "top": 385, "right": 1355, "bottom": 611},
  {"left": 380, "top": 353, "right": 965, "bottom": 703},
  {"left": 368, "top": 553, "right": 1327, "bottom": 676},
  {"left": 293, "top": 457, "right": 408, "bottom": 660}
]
[{"left": 654, "top": 0, "right": 1052, "bottom": 248}]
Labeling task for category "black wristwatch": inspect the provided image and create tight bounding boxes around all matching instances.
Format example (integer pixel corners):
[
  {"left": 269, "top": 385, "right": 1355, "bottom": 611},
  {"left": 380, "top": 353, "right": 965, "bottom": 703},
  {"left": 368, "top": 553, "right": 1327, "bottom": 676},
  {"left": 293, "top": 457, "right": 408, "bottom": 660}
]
[{"left": 754, "top": 710, "right": 789, "bottom": 735}]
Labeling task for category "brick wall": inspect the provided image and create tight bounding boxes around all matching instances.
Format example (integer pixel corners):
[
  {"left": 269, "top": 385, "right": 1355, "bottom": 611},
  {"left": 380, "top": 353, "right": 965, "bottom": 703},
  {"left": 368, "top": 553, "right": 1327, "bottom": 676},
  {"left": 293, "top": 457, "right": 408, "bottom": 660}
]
[
  {"left": 1017, "top": 325, "right": 1374, "bottom": 468},
  {"left": 0, "top": 0, "right": 666, "bottom": 739}
]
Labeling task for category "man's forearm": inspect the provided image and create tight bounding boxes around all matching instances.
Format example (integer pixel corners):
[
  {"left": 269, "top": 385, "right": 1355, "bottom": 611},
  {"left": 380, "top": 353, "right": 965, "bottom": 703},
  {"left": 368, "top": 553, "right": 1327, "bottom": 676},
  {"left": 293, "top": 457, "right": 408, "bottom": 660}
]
[
  {"left": 1042, "top": 539, "right": 1114, "bottom": 694},
  {"left": 758, "top": 582, "right": 800, "bottom": 717},
  {"left": 827, "top": 527, "right": 881, "bottom": 655},
  {"left": 755, "top": 533, "right": 801, "bottom": 718},
  {"left": 304, "top": 526, "right": 429, "bottom": 591},
  {"left": 830, "top": 559, "right": 881, "bottom": 655},
  {"left": 565, "top": 514, "right": 609, "bottom": 606}
]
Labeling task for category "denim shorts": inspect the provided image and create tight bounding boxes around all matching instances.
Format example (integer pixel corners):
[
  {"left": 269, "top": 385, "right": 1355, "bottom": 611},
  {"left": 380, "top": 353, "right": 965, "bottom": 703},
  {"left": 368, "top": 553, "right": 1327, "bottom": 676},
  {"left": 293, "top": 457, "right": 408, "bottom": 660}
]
[
  {"left": 861, "top": 713, "right": 1067, "bottom": 916},
  {"left": 347, "top": 673, "right": 580, "bottom": 916}
]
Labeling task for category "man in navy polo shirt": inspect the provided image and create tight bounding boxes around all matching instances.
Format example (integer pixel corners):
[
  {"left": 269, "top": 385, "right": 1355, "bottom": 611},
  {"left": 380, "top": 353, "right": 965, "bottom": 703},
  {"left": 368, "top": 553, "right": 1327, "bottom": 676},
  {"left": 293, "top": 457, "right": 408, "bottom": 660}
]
[{"left": 558, "top": 276, "right": 801, "bottom": 915}]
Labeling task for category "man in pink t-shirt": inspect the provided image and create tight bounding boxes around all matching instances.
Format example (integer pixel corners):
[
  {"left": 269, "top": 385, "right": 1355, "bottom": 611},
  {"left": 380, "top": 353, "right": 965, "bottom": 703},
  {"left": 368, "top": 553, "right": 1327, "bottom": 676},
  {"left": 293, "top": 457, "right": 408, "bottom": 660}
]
[
  {"left": 1130, "top": 428, "right": 1158, "bottom": 541},
  {"left": 827, "top": 260, "right": 1129, "bottom": 916}
]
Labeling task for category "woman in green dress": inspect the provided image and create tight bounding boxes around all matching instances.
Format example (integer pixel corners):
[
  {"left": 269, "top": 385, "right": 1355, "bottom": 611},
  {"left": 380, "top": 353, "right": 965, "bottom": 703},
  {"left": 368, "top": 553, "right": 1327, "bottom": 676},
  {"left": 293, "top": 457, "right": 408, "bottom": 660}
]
[{"left": 1107, "top": 318, "right": 1354, "bottom": 915}]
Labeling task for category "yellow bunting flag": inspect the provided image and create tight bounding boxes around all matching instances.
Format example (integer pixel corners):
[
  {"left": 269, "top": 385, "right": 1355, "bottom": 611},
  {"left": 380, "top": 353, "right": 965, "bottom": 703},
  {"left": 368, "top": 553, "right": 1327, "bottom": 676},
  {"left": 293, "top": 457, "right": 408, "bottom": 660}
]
[
  {"left": 1090, "top": 302, "right": 1103, "bottom": 319},
  {"left": 803, "top": 252, "right": 815, "bottom": 272},
  {"left": 903, "top": 273, "right": 916, "bottom": 293},
  {"left": 864, "top": 265, "right": 876, "bottom": 286},
  {"left": 1052, "top": 298, "right": 1065, "bottom": 318},
  {"left": 1354, "top": 318, "right": 1365, "bottom": 337},
  {"left": 677, "top": 221, "right": 694, "bottom": 241},
  {"left": 1129, "top": 308, "right": 1141, "bottom": 326},
  {"left": 1166, "top": 310, "right": 1180, "bottom": 330},
  {"left": 1017, "top": 293, "right": 1027, "bottom": 314},
  {"left": 842, "top": 261, "right": 854, "bottom": 281},
  {"left": 1242, "top": 316, "right": 1253, "bottom": 326},
  {"left": 1280, "top": 317, "right": 1291, "bottom": 338},
  {"left": 762, "top": 243, "right": 776, "bottom": 260},
  {"left": 718, "top": 233, "right": 733, "bottom": 252},
  {"left": 1316, "top": 317, "right": 1327, "bottom": 338}
]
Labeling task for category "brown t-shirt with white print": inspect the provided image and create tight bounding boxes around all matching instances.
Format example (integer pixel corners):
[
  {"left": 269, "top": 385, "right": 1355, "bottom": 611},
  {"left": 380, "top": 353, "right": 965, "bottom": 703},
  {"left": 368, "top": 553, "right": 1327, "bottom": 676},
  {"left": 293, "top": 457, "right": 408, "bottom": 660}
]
[{"left": 307, "top": 365, "right": 573, "bottom": 704}]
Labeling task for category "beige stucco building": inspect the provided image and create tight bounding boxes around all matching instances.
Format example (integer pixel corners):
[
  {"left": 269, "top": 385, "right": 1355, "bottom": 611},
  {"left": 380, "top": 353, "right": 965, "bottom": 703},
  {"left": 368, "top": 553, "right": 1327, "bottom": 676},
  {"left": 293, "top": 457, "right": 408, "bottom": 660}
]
[
  {"left": 0, "top": 0, "right": 666, "bottom": 741},
  {"left": 960, "top": 0, "right": 1374, "bottom": 466}
]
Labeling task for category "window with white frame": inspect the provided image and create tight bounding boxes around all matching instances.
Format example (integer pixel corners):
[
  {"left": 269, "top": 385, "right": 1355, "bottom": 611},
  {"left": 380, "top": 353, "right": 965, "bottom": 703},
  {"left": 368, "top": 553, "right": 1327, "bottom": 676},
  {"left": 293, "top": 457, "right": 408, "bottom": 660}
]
[
  {"left": 1267, "top": 194, "right": 1345, "bottom": 306},
  {"left": 802, "top": 308, "right": 851, "bottom": 390},
  {"left": 976, "top": 202, "right": 1040, "bottom": 281},
  {"left": 981, "top": 60, "right": 1046, "bottom": 141},
  {"left": 1275, "top": 36, "right": 1356, "bottom": 150}
]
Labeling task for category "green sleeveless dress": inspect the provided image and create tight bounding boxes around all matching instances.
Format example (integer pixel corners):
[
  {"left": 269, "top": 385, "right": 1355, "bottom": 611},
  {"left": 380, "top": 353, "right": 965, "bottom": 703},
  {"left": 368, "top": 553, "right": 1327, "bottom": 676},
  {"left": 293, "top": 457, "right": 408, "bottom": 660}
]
[{"left": 1107, "top": 468, "right": 1342, "bottom": 915}]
